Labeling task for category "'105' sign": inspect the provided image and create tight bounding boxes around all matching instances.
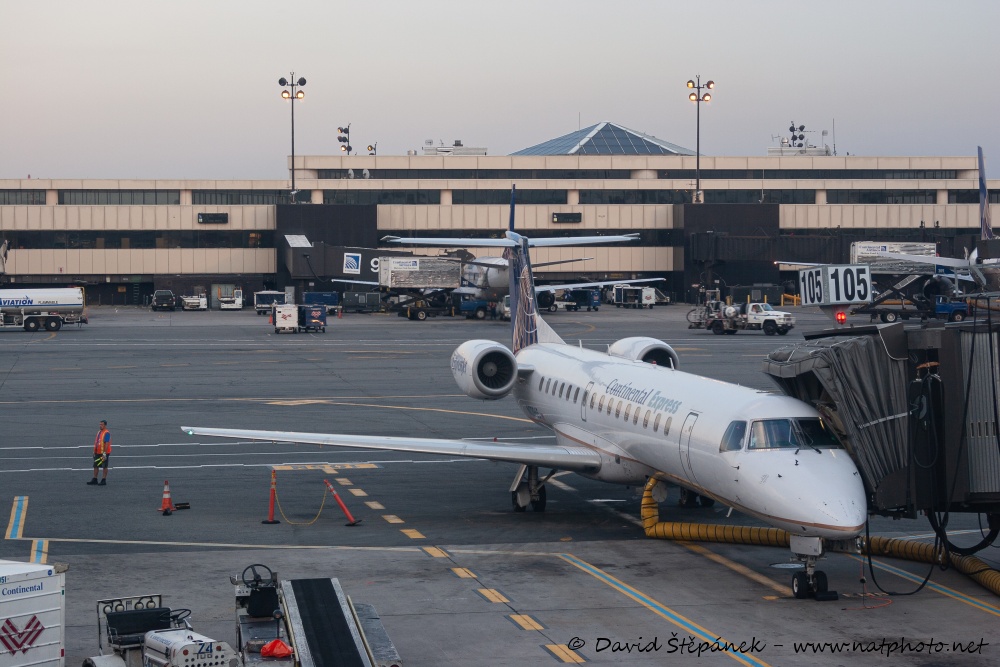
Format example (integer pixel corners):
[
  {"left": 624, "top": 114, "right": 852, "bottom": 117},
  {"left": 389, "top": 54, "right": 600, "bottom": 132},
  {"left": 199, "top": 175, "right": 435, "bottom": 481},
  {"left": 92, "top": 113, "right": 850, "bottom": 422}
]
[{"left": 798, "top": 265, "right": 872, "bottom": 306}]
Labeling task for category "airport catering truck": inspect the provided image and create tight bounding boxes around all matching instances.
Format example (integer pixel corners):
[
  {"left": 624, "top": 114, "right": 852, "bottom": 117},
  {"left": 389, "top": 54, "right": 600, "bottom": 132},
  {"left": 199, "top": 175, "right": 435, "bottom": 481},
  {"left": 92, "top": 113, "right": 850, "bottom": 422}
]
[{"left": 0, "top": 287, "right": 88, "bottom": 331}]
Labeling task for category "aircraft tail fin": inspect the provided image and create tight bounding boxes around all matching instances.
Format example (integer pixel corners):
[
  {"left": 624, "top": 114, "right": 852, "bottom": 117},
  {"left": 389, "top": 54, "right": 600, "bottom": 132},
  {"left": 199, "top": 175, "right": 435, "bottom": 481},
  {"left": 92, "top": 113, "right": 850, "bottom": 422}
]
[
  {"left": 505, "top": 187, "right": 565, "bottom": 354},
  {"left": 979, "top": 146, "right": 994, "bottom": 240}
]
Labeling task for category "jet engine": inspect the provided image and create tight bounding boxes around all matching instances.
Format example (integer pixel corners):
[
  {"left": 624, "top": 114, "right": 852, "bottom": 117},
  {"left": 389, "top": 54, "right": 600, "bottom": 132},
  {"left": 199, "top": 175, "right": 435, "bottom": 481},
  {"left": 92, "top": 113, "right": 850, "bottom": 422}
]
[
  {"left": 607, "top": 337, "right": 679, "bottom": 368},
  {"left": 451, "top": 340, "right": 518, "bottom": 400},
  {"left": 536, "top": 290, "right": 556, "bottom": 310}
]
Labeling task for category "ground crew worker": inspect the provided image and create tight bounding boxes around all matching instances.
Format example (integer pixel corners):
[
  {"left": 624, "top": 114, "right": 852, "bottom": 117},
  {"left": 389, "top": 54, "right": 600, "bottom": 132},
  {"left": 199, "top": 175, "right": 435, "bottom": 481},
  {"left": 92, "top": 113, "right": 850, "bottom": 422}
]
[{"left": 87, "top": 420, "right": 111, "bottom": 485}]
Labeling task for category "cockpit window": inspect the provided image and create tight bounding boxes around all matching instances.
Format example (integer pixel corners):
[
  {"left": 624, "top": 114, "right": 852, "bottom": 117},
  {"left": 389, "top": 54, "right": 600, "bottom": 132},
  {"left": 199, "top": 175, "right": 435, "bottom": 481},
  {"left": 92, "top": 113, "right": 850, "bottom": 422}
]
[
  {"left": 748, "top": 418, "right": 841, "bottom": 450},
  {"left": 720, "top": 421, "right": 747, "bottom": 452}
]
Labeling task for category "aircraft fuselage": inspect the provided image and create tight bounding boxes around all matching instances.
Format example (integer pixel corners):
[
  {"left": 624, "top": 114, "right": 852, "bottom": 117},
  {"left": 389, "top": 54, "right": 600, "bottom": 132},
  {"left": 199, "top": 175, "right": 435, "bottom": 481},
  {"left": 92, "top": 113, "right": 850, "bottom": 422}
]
[{"left": 513, "top": 343, "right": 867, "bottom": 540}]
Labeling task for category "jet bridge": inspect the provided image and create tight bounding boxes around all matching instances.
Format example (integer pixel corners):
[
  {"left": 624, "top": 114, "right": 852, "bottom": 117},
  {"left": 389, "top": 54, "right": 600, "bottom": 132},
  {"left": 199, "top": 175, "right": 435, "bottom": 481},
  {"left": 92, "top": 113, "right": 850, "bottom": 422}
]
[{"left": 762, "top": 320, "right": 1000, "bottom": 522}]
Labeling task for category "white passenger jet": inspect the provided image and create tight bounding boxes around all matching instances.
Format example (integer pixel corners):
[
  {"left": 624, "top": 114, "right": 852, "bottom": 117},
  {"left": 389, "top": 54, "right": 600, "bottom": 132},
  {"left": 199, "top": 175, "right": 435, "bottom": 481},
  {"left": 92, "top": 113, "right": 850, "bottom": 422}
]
[
  {"left": 184, "top": 188, "right": 866, "bottom": 599},
  {"left": 879, "top": 146, "right": 998, "bottom": 290}
]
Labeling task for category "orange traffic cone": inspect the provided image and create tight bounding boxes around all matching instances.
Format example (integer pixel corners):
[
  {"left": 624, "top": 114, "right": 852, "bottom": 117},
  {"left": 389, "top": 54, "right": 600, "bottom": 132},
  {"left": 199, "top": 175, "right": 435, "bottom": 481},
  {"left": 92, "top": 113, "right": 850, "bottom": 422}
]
[{"left": 159, "top": 480, "right": 176, "bottom": 515}]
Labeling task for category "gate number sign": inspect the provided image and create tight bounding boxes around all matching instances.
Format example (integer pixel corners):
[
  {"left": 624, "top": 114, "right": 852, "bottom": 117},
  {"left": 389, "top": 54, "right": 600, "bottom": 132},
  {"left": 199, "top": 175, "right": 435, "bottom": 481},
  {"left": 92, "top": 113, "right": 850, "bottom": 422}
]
[{"left": 798, "top": 265, "right": 872, "bottom": 306}]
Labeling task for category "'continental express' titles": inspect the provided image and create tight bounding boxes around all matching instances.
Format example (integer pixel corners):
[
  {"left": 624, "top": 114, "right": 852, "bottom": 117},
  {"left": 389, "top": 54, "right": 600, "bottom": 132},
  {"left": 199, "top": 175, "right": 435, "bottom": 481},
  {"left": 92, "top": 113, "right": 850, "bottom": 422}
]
[{"left": 607, "top": 379, "right": 682, "bottom": 414}]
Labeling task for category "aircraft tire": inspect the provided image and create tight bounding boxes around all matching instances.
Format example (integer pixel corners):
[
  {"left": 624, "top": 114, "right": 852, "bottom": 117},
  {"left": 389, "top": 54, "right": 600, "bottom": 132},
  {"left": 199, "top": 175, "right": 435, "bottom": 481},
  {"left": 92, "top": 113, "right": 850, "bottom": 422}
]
[
  {"left": 814, "top": 571, "right": 828, "bottom": 593},
  {"left": 698, "top": 495, "right": 715, "bottom": 508},
  {"left": 792, "top": 572, "right": 810, "bottom": 599}
]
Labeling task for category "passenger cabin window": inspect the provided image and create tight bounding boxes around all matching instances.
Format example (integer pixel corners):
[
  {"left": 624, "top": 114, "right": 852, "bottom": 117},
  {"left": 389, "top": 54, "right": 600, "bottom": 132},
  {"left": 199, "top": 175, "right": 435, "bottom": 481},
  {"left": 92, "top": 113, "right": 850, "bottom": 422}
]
[
  {"left": 748, "top": 418, "right": 840, "bottom": 450},
  {"left": 633, "top": 410, "right": 640, "bottom": 425},
  {"left": 643, "top": 410, "right": 651, "bottom": 428},
  {"left": 606, "top": 398, "right": 612, "bottom": 415},
  {"left": 624, "top": 404, "right": 632, "bottom": 421},
  {"left": 653, "top": 413, "right": 662, "bottom": 432},
  {"left": 720, "top": 421, "right": 747, "bottom": 452},
  {"left": 538, "top": 377, "right": 545, "bottom": 391},
  {"left": 663, "top": 416, "right": 672, "bottom": 436},
  {"left": 545, "top": 378, "right": 552, "bottom": 393},
  {"left": 589, "top": 393, "right": 596, "bottom": 409},
  {"left": 573, "top": 387, "right": 580, "bottom": 403},
  {"left": 559, "top": 383, "right": 564, "bottom": 398},
  {"left": 598, "top": 395, "right": 605, "bottom": 411},
  {"left": 615, "top": 400, "right": 622, "bottom": 418}
]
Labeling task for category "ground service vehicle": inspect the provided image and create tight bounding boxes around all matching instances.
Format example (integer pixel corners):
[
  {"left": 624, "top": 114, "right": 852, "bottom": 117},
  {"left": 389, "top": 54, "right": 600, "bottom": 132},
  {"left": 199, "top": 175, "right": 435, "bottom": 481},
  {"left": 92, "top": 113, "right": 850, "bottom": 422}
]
[
  {"left": 852, "top": 292, "right": 969, "bottom": 323},
  {"left": 0, "top": 559, "right": 66, "bottom": 667},
  {"left": 82, "top": 564, "right": 398, "bottom": 667},
  {"left": 689, "top": 300, "right": 796, "bottom": 335},
  {"left": 500, "top": 294, "right": 511, "bottom": 320},
  {"left": 150, "top": 290, "right": 176, "bottom": 311},
  {"left": 560, "top": 289, "right": 600, "bottom": 311},
  {"left": 0, "top": 287, "right": 88, "bottom": 331},
  {"left": 301, "top": 291, "right": 340, "bottom": 314},
  {"left": 341, "top": 291, "right": 383, "bottom": 313},
  {"left": 253, "top": 290, "right": 285, "bottom": 315},
  {"left": 180, "top": 293, "right": 207, "bottom": 310},
  {"left": 611, "top": 284, "right": 655, "bottom": 308},
  {"left": 219, "top": 289, "right": 243, "bottom": 310}
]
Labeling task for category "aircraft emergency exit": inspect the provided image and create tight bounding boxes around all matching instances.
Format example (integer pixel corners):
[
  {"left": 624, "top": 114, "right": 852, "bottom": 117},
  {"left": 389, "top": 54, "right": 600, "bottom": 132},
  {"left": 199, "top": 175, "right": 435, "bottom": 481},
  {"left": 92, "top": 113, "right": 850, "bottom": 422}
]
[{"left": 184, "top": 187, "right": 866, "bottom": 599}]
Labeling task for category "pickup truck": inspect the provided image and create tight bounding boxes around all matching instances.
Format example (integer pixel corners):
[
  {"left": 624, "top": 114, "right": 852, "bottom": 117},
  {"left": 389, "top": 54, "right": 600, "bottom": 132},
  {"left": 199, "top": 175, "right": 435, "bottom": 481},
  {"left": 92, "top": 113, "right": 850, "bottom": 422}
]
[{"left": 151, "top": 290, "right": 177, "bottom": 311}]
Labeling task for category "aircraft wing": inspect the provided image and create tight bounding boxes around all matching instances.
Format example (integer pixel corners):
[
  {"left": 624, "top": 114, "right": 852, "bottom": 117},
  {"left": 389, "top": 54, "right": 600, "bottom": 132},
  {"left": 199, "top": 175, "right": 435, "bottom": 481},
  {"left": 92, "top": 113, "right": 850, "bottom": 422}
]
[
  {"left": 535, "top": 277, "right": 664, "bottom": 292},
  {"left": 181, "top": 426, "right": 602, "bottom": 473}
]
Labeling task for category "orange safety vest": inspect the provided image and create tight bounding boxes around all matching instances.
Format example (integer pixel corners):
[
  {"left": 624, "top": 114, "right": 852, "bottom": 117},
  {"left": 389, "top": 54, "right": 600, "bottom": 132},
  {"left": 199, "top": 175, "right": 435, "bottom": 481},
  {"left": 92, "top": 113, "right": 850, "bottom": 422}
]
[{"left": 94, "top": 427, "right": 112, "bottom": 455}]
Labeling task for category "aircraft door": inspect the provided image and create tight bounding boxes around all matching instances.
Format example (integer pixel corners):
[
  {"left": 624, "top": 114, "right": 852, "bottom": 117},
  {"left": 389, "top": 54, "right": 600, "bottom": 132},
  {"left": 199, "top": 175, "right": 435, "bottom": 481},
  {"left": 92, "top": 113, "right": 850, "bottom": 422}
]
[
  {"left": 678, "top": 411, "right": 700, "bottom": 484},
  {"left": 581, "top": 382, "right": 594, "bottom": 422}
]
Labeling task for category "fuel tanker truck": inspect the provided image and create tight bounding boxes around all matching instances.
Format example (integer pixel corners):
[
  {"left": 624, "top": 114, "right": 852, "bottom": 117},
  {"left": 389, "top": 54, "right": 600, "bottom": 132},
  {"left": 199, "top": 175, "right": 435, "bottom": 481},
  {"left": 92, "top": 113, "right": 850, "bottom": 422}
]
[{"left": 0, "top": 287, "right": 88, "bottom": 331}]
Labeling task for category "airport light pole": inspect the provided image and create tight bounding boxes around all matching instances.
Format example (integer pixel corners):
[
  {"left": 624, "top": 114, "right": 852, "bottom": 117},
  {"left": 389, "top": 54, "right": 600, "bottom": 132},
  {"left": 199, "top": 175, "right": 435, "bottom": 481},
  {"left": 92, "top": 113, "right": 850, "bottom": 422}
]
[
  {"left": 686, "top": 75, "right": 714, "bottom": 204},
  {"left": 279, "top": 73, "right": 306, "bottom": 203}
]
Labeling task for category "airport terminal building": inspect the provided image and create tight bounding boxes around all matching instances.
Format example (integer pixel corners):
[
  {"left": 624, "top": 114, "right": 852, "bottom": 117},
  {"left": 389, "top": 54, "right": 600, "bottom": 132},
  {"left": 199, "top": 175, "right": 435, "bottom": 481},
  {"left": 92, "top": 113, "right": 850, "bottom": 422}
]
[{"left": 1, "top": 122, "right": 996, "bottom": 305}]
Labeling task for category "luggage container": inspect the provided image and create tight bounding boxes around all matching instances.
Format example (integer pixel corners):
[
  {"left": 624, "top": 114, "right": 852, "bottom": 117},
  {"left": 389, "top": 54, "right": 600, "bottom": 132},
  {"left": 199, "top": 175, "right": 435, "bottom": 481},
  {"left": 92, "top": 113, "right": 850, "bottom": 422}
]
[
  {"left": 272, "top": 304, "right": 298, "bottom": 334},
  {"left": 297, "top": 304, "right": 327, "bottom": 333},
  {"left": 0, "top": 560, "right": 66, "bottom": 667}
]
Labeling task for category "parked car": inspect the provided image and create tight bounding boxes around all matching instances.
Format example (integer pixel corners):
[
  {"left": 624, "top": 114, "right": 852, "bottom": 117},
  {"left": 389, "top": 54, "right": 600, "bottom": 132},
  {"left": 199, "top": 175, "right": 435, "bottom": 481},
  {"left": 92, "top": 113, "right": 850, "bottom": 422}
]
[{"left": 151, "top": 290, "right": 177, "bottom": 311}]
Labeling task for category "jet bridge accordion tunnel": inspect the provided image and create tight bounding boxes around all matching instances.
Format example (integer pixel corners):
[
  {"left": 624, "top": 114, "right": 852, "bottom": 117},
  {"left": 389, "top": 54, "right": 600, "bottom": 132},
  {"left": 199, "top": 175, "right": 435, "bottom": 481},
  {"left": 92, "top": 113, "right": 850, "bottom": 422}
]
[{"left": 762, "top": 320, "right": 1000, "bottom": 550}]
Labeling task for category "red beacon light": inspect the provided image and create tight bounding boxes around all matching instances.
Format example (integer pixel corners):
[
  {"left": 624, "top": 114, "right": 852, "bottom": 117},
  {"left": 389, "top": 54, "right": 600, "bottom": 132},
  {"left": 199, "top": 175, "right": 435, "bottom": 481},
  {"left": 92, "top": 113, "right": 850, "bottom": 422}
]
[{"left": 835, "top": 311, "right": 847, "bottom": 325}]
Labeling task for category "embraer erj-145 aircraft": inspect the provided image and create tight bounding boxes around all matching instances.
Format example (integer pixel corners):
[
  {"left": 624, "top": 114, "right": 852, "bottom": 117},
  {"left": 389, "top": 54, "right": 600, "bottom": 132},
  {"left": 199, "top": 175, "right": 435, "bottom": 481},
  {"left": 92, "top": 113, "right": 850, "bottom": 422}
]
[{"left": 184, "top": 188, "right": 866, "bottom": 599}]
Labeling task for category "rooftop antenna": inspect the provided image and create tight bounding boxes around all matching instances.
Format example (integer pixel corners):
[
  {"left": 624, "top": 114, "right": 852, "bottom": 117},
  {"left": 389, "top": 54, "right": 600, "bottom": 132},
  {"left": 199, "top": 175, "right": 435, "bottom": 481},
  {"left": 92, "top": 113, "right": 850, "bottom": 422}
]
[{"left": 832, "top": 119, "right": 837, "bottom": 156}]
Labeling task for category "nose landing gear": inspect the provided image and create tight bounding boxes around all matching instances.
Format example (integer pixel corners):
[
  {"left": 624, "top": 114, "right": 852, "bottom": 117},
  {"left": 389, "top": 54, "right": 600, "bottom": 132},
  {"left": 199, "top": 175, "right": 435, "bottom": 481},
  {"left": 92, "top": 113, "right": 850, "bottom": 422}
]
[{"left": 790, "top": 535, "right": 838, "bottom": 601}]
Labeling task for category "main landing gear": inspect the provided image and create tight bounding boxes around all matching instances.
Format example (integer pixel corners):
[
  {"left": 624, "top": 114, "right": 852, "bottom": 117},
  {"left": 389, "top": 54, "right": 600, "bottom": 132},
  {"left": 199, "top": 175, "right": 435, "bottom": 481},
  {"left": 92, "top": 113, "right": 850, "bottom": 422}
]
[
  {"left": 790, "top": 536, "right": 836, "bottom": 601},
  {"left": 510, "top": 465, "right": 553, "bottom": 512}
]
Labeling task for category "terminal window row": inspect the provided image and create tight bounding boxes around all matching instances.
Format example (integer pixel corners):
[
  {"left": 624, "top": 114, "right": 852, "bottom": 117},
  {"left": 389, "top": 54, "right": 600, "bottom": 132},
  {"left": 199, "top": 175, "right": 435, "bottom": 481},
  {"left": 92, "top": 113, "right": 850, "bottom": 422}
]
[
  {"left": 314, "top": 168, "right": 963, "bottom": 181},
  {"left": 2, "top": 230, "right": 272, "bottom": 250}
]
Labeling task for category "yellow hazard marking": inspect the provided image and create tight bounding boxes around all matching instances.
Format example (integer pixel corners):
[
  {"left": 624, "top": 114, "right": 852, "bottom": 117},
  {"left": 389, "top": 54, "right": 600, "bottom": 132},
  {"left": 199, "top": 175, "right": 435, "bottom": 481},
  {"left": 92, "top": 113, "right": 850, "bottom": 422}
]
[
  {"left": 347, "top": 488, "right": 367, "bottom": 497},
  {"left": 6, "top": 496, "right": 27, "bottom": 539},
  {"left": 365, "top": 501, "right": 385, "bottom": 510},
  {"left": 335, "top": 478, "right": 352, "bottom": 485},
  {"left": 451, "top": 567, "right": 476, "bottom": 578},
  {"left": 680, "top": 543, "right": 791, "bottom": 597},
  {"left": 272, "top": 464, "right": 379, "bottom": 473},
  {"left": 509, "top": 614, "right": 544, "bottom": 631},
  {"left": 31, "top": 540, "right": 48, "bottom": 564},
  {"left": 401, "top": 529, "right": 425, "bottom": 539},
  {"left": 382, "top": 515, "right": 404, "bottom": 524},
  {"left": 477, "top": 588, "right": 508, "bottom": 603},
  {"left": 423, "top": 547, "right": 448, "bottom": 558},
  {"left": 763, "top": 595, "right": 779, "bottom": 601},
  {"left": 544, "top": 644, "right": 586, "bottom": 663}
]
